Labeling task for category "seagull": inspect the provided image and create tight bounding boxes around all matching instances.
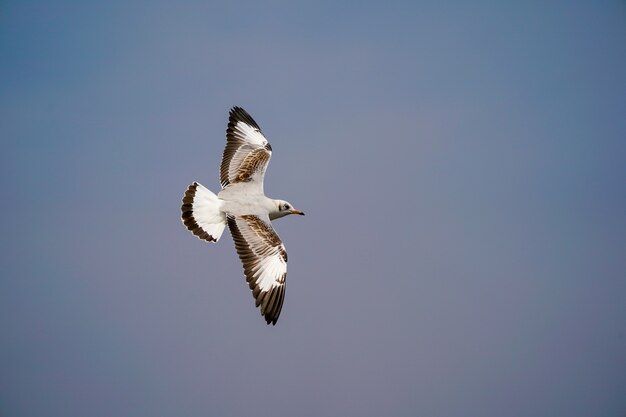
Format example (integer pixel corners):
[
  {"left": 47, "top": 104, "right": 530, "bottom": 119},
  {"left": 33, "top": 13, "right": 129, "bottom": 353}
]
[{"left": 181, "top": 107, "right": 304, "bottom": 325}]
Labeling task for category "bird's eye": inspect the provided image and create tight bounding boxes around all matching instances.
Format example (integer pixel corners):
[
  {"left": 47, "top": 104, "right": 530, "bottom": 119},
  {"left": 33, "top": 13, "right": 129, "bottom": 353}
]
[{"left": 283, "top": 204, "right": 290, "bottom": 210}]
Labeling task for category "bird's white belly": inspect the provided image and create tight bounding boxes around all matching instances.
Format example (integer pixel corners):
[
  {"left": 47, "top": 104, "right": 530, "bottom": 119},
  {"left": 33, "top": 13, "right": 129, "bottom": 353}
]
[{"left": 218, "top": 186, "right": 273, "bottom": 217}]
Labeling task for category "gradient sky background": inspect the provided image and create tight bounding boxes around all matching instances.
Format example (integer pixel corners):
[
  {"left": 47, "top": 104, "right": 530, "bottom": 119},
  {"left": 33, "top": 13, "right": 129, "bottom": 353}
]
[{"left": 1, "top": 1, "right": 625, "bottom": 416}]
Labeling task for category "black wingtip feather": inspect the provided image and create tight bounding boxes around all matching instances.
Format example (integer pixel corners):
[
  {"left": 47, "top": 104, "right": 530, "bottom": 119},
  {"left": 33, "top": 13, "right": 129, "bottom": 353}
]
[{"left": 229, "top": 106, "right": 261, "bottom": 131}]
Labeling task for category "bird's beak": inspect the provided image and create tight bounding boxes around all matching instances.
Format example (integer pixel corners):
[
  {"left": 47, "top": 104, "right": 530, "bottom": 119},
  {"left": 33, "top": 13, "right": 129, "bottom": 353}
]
[{"left": 291, "top": 210, "right": 305, "bottom": 216}]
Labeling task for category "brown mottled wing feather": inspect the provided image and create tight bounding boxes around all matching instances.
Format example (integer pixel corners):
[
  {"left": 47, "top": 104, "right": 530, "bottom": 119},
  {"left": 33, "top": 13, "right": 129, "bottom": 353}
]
[
  {"left": 220, "top": 107, "right": 272, "bottom": 190},
  {"left": 228, "top": 215, "right": 287, "bottom": 325}
]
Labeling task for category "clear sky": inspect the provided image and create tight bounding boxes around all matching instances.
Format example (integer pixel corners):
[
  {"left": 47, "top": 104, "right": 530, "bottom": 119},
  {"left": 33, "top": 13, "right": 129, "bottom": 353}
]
[{"left": 1, "top": 1, "right": 625, "bottom": 416}]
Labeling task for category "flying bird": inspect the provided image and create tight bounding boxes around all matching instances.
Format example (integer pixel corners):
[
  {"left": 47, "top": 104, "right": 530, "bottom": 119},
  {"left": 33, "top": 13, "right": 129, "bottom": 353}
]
[{"left": 181, "top": 107, "right": 304, "bottom": 325}]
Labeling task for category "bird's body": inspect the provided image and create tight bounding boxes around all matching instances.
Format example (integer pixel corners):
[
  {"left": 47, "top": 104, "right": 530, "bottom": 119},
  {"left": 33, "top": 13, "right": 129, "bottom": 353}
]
[
  {"left": 181, "top": 107, "right": 304, "bottom": 325},
  {"left": 218, "top": 185, "right": 274, "bottom": 216}
]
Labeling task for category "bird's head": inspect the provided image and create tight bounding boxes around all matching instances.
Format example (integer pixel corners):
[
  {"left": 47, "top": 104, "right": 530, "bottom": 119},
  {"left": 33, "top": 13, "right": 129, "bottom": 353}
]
[{"left": 270, "top": 200, "right": 305, "bottom": 220}]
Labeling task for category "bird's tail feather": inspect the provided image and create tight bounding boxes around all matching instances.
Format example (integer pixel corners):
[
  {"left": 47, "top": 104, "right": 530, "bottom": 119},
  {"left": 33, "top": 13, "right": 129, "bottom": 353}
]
[{"left": 181, "top": 182, "right": 226, "bottom": 242}]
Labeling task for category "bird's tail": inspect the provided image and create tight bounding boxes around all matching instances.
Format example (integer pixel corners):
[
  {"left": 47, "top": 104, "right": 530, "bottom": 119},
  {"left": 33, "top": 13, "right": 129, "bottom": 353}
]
[{"left": 181, "top": 182, "right": 227, "bottom": 242}]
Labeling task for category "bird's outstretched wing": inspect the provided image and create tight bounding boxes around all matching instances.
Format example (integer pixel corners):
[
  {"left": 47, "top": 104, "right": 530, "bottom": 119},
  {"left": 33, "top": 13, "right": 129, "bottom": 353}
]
[
  {"left": 227, "top": 214, "right": 287, "bottom": 325},
  {"left": 220, "top": 107, "right": 272, "bottom": 192}
]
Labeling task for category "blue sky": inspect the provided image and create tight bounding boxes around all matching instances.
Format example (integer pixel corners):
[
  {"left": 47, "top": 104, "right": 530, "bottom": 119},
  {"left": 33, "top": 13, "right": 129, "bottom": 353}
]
[{"left": 1, "top": 1, "right": 625, "bottom": 416}]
